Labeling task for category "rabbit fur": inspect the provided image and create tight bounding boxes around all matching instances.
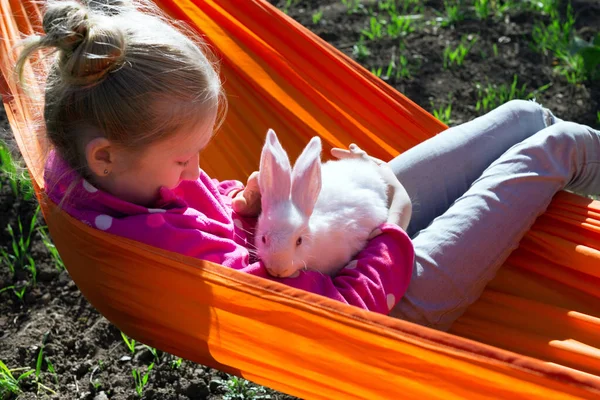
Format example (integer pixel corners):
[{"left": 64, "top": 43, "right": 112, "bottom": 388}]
[{"left": 254, "top": 129, "right": 388, "bottom": 278}]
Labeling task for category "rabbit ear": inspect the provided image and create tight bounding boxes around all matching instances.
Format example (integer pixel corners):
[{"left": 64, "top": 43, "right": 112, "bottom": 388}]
[
  {"left": 291, "top": 136, "right": 322, "bottom": 217},
  {"left": 259, "top": 129, "right": 292, "bottom": 210}
]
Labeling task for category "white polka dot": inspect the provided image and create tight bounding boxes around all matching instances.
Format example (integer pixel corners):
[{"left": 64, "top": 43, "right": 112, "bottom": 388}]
[
  {"left": 148, "top": 208, "right": 166, "bottom": 213},
  {"left": 233, "top": 219, "right": 243, "bottom": 229},
  {"left": 386, "top": 293, "right": 396, "bottom": 311},
  {"left": 345, "top": 260, "right": 358, "bottom": 270},
  {"left": 95, "top": 215, "right": 113, "bottom": 231},
  {"left": 82, "top": 180, "right": 98, "bottom": 193}
]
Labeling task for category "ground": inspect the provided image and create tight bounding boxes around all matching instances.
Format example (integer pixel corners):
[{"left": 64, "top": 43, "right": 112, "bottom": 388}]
[{"left": 1, "top": 0, "right": 599, "bottom": 399}]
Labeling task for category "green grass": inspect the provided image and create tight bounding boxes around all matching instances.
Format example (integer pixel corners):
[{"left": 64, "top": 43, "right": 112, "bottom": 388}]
[
  {"left": 281, "top": 0, "right": 298, "bottom": 14},
  {"left": 37, "top": 226, "right": 65, "bottom": 270},
  {"left": 0, "top": 141, "right": 44, "bottom": 301},
  {"left": 527, "top": 0, "right": 558, "bottom": 15},
  {"left": 119, "top": 332, "right": 161, "bottom": 396},
  {"left": 355, "top": 1, "right": 424, "bottom": 50},
  {"left": 312, "top": 10, "right": 323, "bottom": 24},
  {"left": 0, "top": 141, "right": 35, "bottom": 201},
  {"left": 121, "top": 332, "right": 137, "bottom": 355},
  {"left": 571, "top": 34, "right": 600, "bottom": 81},
  {"left": 554, "top": 52, "right": 587, "bottom": 84},
  {"left": 431, "top": 95, "right": 453, "bottom": 125},
  {"left": 1, "top": 207, "right": 40, "bottom": 283},
  {"left": 90, "top": 360, "right": 104, "bottom": 392},
  {"left": 371, "top": 45, "right": 413, "bottom": 81},
  {"left": 443, "top": 35, "right": 478, "bottom": 68},
  {"left": 440, "top": 0, "right": 465, "bottom": 27},
  {"left": 474, "top": 0, "right": 491, "bottom": 19},
  {"left": 0, "top": 359, "right": 34, "bottom": 398},
  {"left": 171, "top": 357, "right": 183, "bottom": 369},
  {"left": 529, "top": 3, "right": 594, "bottom": 83},
  {"left": 132, "top": 363, "right": 154, "bottom": 397},
  {"left": 475, "top": 75, "right": 552, "bottom": 113},
  {"left": 33, "top": 332, "right": 57, "bottom": 395},
  {"left": 341, "top": 0, "right": 362, "bottom": 14},
  {"left": 352, "top": 41, "right": 370, "bottom": 60},
  {"left": 531, "top": 3, "right": 574, "bottom": 56},
  {"left": 142, "top": 345, "right": 160, "bottom": 364},
  {"left": 378, "top": 0, "right": 423, "bottom": 15},
  {"left": 475, "top": 0, "right": 518, "bottom": 19},
  {"left": 387, "top": 14, "right": 415, "bottom": 39},
  {"left": 361, "top": 16, "right": 385, "bottom": 41},
  {"left": 0, "top": 284, "right": 27, "bottom": 301},
  {"left": 211, "top": 375, "right": 271, "bottom": 400}
]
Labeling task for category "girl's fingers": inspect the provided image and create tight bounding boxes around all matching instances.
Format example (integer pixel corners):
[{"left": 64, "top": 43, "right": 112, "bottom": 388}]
[
  {"left": 246, "top": 171, "right": 260, "bottom": 191},
  {"left": 331, "top": 144, "right": 366, "bottom": 158},
  {"left": 232, "top": 188, "right": 261, "bottom": 216},
  {"left": 349, "top": 143, "right": 366, "bottom": 156},
  {"left": 331, "top": 147, "right": 358, "bottom": 159},
  {"left": 331, "top": 146, "right": 386, "bottom": 166}
]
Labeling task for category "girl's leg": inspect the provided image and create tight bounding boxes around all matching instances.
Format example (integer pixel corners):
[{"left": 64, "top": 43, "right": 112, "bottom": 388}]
[
  {"left": 390, "top": 121, "right": 600, "bottom": 331},
  {"left": 389, "top": 99, "right": 556, "bottom": 237}
]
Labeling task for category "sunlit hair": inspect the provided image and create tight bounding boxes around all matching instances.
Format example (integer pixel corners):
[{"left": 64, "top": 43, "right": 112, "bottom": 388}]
[{"left": 14, "top": 0, "right": 227, "bottom": 177}]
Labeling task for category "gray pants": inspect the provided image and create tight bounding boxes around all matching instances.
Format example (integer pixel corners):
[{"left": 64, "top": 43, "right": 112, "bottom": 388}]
[{"left": 388, "top": 100, "right": 600, "bottom": 331}]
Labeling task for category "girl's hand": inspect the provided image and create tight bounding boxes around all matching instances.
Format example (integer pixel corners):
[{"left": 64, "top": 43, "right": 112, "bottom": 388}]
[
  {"left": 232, "top": 171, "right": 262, "bottom": 217},
  {"left": 331, "top": 144, "right": 412, "bottom": 233},
  {"left": 331, "top": 143, "right": 400, "bottom": 197}
]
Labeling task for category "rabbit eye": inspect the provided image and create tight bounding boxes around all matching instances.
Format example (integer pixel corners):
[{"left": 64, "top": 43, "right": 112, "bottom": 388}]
[
  {"left": 261, "top": 235, "right": 266, "bottom": 244},
  {"left": 296, "top": 237, "right": 302, "bottom": 246}
]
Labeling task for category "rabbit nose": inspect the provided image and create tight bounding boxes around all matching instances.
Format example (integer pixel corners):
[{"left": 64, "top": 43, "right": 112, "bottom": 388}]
[{"left": 266, "top": 267, "right": 282, "bottom": 277}]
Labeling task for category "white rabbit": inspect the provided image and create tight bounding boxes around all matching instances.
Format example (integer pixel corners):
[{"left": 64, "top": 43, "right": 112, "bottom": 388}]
[{"left": 255, "top": 128, "right": 389, "bottom": 278}]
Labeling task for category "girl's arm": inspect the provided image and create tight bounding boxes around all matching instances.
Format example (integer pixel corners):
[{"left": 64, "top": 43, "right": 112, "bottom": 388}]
[
  {"left": 385, "top": 177, "right": 412, "bottom": 230},
  {"left": 128, "top": 206, "right": 413, "bottom": 314}
]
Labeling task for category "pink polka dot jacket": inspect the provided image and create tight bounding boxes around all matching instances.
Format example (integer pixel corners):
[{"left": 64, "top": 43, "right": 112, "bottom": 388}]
[{"left": 44, "top": 151, "right": 414, "bottom": 315}]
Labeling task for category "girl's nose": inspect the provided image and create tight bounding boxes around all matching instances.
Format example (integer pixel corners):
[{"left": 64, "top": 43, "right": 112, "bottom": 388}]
[{"left": 181, "top": 154, "right": 200, "bottom": 181}]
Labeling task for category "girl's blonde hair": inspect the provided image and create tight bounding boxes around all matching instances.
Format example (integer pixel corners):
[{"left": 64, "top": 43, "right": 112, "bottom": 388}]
[{"left": 15, "top": 0, "right": 226, "bottom": 175}]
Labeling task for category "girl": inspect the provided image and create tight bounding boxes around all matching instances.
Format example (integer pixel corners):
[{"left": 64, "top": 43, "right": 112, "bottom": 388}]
[
  {"left": 18, "top": 0, "right": 414, "bottom": 316},
  {"left": 16, "top": 0, "right": 600, "bottom": 332}
]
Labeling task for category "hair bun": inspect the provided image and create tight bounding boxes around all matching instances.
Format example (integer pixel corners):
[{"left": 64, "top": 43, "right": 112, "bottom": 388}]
[
  {"left": 42, "top": 1, "right": 128, "bottom": 86},
  {"left": 86, "top": 0, "right": 135, "bottom": 16},
  {"left": 43, "top": 1, "right": 89, "bottom": 53}
]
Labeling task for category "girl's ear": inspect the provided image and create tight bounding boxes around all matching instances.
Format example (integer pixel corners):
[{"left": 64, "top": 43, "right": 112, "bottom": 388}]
[
  {"left": 259, "top": 129, "right": 292, "bottom": 211},
  {"left": 291, "top": 136, "right": 322, "bottom": 217},
  {"left": 85, "top": 137, "right": 114, "bottom": 177}
]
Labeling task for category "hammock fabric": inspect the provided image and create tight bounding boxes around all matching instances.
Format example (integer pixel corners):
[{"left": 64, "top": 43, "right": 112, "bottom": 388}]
[{"left": 2, "top": 0, "right": 600, "bottom": 398}]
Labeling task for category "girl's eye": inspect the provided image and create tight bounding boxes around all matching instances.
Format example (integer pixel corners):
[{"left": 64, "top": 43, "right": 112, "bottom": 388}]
[
  {"left": 178, "top": 160, "right": 189, "bottom": 167},
  {"left": 296, "top": 237, "right": 302, "bottom": 246},
  {"left": 261, "top": 236, "right": 266, "bottom": 244}
]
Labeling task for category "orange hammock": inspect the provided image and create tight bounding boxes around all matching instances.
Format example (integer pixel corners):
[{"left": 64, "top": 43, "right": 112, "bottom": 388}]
[{"left": 2, "top": 0, "right": 600, "bottom": 398}]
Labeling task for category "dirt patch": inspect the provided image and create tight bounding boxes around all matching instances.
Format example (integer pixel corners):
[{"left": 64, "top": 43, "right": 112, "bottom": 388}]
[{"left": 278, "top": 0, "right": 599, "bottom": 127}]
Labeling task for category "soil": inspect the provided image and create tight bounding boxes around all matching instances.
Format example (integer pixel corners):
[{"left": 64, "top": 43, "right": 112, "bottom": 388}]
[{"left": 1, "top": 1, "right": 599, "bottom": 399}]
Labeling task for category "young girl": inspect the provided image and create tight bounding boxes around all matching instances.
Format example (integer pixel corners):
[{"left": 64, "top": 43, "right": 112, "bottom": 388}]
[
  {"left": 17, "top": 0, "right": 600, "bottom": 331},
  {"left": 18, "top": 0, "right": 414, "bottom": 316}
]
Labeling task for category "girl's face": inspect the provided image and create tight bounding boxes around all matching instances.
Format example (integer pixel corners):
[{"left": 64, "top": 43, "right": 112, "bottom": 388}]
[{"left": 106, "top": 115, "right": 216, "bottom": 206}]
